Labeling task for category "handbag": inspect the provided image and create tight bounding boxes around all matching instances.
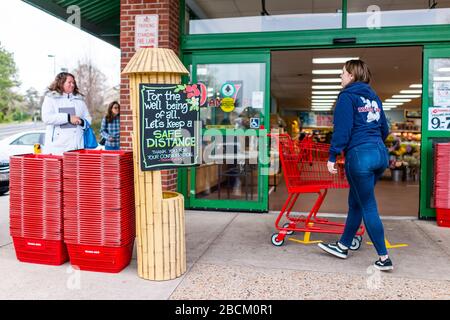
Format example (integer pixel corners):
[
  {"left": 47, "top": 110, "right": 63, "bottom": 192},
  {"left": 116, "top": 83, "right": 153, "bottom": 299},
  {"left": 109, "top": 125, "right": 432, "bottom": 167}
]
[{"left": 83, "top": 121, "right": 98, "bottom": 149}]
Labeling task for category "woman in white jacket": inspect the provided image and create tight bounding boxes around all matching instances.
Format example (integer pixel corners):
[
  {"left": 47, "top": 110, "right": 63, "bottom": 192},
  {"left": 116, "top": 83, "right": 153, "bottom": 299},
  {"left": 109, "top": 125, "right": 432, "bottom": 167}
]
[{"left": 42, "top": 72, "right": 92, "bottom": 155}]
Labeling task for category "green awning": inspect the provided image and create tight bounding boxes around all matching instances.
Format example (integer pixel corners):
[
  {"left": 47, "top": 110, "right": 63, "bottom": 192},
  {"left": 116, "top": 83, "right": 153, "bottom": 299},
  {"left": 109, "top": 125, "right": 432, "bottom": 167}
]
[{"left": 22, "top": 0, "right": 120, "bottom": 47}]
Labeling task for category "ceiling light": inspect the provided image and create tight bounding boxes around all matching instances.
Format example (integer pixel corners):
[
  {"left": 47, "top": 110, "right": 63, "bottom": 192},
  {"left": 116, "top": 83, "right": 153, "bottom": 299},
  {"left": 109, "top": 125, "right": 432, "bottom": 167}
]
[
  {"left": 312, "top": 85, "right": 342, "bottom": 89},
  {"left": 312, "top": 104, "right": 333, "bottom": 107},
  {"left": 383, "top": 103, "right": 402, "bottom": 106},
  {"left": 311, "top": 108, "right": 332, "bottom": 111},
  {"left": 400, "top": 90, "right": 422, "bottom": 94},
  {"left": 438, "top": 67, "right": 450, "bottom": 72},
  {"left": 312, "top": 96, "right": 338, "bottom": 99},
  {"left": 386, "top": 98, "right": 412, "bottom": 102},
  {"left": 312, "top": 69, "right": 342, "bottom": 75},
  {"left": 434, "top": 77, "right": 450, "bottom": 81},
  {"left": 197, "top": 68, "right": 208, "bottom": 75},
  {"left": 392, "top": 95, "right": 421, "bottom": 98},
  {"left": 312, "top": 78, "right": 341, "bottom": 83},
  {"left": 312, "top": 57, "right": 359, "bottom": 64},
  {"left": 312, "top": 99, "right": 335, "bottom": 103},
  {"left": 312, "top": 91, "right": 340, "bottom": 95},
  {"left": 409, "top": 84, "right": 422, "bottom": 88}
]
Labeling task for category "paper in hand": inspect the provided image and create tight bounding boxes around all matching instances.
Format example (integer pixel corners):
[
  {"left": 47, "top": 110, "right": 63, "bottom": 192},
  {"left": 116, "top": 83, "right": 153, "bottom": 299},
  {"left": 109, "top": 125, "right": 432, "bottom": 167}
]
[{"left": 59, "top": 107, "right": 76, "bottom": 128}]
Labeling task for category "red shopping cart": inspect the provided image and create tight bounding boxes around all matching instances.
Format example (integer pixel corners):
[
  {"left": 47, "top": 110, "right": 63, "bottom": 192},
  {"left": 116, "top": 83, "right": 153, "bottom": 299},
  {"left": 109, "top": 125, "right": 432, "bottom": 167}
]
[{"left": 269, "top": 134, "right": 365, "bottom": 249}]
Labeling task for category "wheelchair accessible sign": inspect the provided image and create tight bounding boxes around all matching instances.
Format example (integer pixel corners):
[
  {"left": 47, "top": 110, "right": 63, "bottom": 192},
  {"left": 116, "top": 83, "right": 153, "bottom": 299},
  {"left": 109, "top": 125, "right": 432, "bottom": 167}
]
[{"left": 250, "top": 118, "right": 260, "bottom": 129}]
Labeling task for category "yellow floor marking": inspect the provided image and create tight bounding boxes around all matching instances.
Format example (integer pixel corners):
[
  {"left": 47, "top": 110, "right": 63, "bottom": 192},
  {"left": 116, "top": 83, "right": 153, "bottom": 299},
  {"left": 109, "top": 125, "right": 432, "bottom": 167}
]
[
  {"left": 285, "top": 222, "right": 324, "bottom": 245},
  {"left": 367, "top": 239, "right": 409, "bottom": 249}
]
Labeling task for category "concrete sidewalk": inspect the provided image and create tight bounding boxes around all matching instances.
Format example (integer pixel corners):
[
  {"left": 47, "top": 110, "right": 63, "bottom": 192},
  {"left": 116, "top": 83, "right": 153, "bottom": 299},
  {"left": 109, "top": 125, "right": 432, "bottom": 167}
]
[{"left": 0, "top": 203, "right": 449, "bottom": 300}]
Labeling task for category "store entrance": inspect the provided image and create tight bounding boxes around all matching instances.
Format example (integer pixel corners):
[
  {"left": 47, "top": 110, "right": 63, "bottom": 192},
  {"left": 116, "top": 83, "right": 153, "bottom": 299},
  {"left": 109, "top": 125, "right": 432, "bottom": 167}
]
[{"left": 268, "top": 47, "right": 423, "bottom": 217}]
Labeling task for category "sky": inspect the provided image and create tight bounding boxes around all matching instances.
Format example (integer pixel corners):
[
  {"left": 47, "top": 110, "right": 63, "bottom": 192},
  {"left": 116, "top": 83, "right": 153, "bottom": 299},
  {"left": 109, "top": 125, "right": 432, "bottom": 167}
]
[{"left": 0, "top": 0, "right": 121, "bottom": 95}]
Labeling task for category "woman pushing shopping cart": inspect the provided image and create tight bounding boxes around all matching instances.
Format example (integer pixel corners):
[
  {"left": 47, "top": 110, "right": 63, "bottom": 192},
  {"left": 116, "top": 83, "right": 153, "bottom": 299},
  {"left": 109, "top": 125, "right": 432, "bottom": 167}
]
[{"left": 271, "top": 59, "right": 394, "bottom": 272}]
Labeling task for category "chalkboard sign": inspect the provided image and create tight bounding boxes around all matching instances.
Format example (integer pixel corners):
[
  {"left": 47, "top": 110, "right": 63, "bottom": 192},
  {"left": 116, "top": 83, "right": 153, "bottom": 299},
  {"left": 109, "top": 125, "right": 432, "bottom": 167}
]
[{"left": 139, "top": 83, "right": 200, "bottom": 171}]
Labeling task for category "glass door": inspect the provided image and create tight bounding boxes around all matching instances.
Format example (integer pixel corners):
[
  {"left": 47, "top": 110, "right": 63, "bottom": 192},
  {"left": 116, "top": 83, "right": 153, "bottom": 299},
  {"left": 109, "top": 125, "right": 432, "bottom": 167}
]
[
  {"left": 186, "top": 51, "right": 270, "bottom": 211},
  {"left": 420, "top": 46, "right": 450, "bottom": 218}
]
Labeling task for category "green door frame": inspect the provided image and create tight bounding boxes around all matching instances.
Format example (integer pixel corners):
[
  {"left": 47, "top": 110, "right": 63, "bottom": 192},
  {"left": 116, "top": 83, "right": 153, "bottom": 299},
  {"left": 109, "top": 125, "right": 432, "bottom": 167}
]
[
  {"left": 420, "top": 45, "right": 450, "bottom": 219},
  {"left": 179, "top": 50, "right": 271, "bottom": 212},
  {"left": 179, "top": 1, "right": 450, "bottom": 217}
]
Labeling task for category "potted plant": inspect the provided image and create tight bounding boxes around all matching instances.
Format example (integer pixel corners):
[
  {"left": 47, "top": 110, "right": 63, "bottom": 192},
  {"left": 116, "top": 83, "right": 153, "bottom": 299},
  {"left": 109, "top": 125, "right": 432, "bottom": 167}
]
[{"left": 390, "top": 160, "right": 408, "bottom": 182}]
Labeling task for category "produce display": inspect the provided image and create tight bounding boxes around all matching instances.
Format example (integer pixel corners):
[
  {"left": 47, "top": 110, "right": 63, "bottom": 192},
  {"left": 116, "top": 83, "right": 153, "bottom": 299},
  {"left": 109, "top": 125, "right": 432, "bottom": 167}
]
[{"left": 385, "top": 130, "right": 421, "bottom": 181}]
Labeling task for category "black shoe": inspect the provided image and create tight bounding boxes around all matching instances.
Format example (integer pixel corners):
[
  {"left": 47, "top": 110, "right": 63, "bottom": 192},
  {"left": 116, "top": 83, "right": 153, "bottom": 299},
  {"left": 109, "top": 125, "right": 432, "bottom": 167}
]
[
  {"left": 318, "top": 242, "right": 348, "bottom": 259},
  {"left": 374, "top": 258, "right": 394, "bottom": 271}
]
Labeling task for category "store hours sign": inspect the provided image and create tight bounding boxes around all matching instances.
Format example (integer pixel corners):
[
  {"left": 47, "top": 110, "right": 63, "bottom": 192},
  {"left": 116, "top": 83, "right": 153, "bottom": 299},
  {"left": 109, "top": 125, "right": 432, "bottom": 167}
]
[
  {"left": 429, "top": 107, "right": 450, "bottom": 131},
  {"left": 139, "top": 84, "right": 201, "bottom": 171}
]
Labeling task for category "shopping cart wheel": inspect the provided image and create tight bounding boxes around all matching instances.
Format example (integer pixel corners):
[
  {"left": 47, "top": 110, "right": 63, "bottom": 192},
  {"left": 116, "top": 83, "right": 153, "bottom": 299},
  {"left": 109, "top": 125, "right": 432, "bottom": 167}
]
[
  {"left": 355, "top": 235, "right": 363, "bottom": 242},
  {"left": 282, "top": 223, "right": 294, "bottom": 235},
  {"left": 349, "top": 237, "right": 362, "bottom": 251},
  {"left": 271, "top": 233, "right": 285, "bottom": 246}
]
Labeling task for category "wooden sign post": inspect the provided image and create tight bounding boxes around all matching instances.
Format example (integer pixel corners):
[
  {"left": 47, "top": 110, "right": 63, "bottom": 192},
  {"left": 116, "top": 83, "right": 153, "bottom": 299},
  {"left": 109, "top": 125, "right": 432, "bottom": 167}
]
[{"left": 122, "top": 48, "right": 190, "bottom": 281}]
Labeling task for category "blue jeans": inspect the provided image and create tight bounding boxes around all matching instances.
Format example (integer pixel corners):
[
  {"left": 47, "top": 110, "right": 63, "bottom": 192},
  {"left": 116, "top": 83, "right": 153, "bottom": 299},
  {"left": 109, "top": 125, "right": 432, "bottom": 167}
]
[
  {"left": 339, "top": 142, "right": 389, "bottom": 256},
  {"left": 105, "top": 145, "right": 120, "bottom": 151}
]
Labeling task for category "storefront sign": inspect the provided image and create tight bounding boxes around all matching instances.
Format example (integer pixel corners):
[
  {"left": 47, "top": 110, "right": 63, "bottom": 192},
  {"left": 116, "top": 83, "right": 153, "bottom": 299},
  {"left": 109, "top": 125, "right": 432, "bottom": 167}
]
[
  {"left": 221, "top": 83, "right": 236, "bottom": 97},
  {"left": 429, "top": 107, "right": 450, "bottom": 131},
  {"left": 433, "top": 82, "right": 450, "bottom": 107},
  {"left": 139, "top": 84, "right": 200, "bottom": 170},
  {"left": 135, "top": 15, "right": 158, "bottom": 50},
  {"left": 220, "top": 97, "right": 235, "bottom": 112}
]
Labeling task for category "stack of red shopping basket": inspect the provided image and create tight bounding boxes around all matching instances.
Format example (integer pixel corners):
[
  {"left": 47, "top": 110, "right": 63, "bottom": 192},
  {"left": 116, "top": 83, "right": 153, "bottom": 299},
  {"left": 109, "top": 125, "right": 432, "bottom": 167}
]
[
  {"left": 9, "top": 154, "right": 68, "bottom": 265},
  {"left": 63, "top": 150, "right": 135, "bottom": 272},
  {"left": 434, "top": 142, "right": 450, "bottom": 227}
]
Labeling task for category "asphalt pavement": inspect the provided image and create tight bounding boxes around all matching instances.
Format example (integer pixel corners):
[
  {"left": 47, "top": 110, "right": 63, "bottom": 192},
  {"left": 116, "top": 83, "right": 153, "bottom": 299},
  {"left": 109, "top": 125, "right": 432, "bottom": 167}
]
[{"left": 0, "top": 122, "right": 46, "bottom": 140}]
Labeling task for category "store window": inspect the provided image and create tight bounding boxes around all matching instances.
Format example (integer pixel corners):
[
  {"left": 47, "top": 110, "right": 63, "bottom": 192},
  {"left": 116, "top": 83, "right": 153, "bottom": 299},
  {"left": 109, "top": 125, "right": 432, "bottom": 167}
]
[
  {"left": 347, "top": 0, "right": 450, "bottom": 28},
  {"left": 196, "top": 63, "right": 266, "bottom": 128},
  {"left": 191, "top": 62, "right": 266, "bottom": 202},
  {"left": 186, "top": 0, "right": 342, "bottom": 35}
]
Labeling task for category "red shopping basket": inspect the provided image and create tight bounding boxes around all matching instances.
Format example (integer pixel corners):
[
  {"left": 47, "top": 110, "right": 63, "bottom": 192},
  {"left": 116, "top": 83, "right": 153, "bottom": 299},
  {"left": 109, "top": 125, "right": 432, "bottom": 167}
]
[
  {"left": 66, "top": 242, "right": 134, "bottom": 273},
  {"left": 269, "top": 134, "right": 364, "bottom": 248},
  {"left": 63, "top": 149, "right": 135, "bottom": 273},
  {"left": 12, "top": 237, "right": 68, "bottom": 266},
  {"left": 9, "top": 154, "right": 68, "bottom": 265}
]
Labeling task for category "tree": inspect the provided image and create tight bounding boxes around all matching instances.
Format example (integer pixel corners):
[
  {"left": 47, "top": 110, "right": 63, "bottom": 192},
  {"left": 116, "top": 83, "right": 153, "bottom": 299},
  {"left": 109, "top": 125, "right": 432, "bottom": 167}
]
[
  {"left": 23, "top": 87, "right": 41, "bottom": 121},
  {"left": 0, "top": 45, "right": 22, "bottom": 119},
  {"left": 72, "top": 58, "right": 107, "bottom": 119}
]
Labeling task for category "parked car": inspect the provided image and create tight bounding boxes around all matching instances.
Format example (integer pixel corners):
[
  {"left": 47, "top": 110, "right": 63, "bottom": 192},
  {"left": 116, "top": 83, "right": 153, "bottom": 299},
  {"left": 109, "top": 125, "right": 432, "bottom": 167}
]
[
  {"left": 0, "top": 151, "right": 9, "bottom": 196},
  {"left": 0, "top": 130, "right": 104, "bottom": 157},
  {"left": 0, "top": 130, "right": 46, "bottom": 157}
]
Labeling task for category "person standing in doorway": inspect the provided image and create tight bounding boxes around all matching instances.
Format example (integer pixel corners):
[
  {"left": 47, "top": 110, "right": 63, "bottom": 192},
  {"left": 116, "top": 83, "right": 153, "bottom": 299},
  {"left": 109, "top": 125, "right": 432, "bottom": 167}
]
[
  {"left": 317, "top": 59, "right": 393, "bottom": 271},
  {"left": 100, "top": 101, "right": 121, "bottom": 151},
  {"left": 42, "top": 72, "right": 92, "bottom": 155}
]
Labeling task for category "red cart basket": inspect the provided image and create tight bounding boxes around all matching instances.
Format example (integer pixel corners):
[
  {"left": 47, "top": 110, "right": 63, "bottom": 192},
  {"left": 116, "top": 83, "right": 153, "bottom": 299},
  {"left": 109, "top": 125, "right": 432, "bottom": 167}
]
[{"left": 269, "top": 134, "right": 365, "bottom": 249}]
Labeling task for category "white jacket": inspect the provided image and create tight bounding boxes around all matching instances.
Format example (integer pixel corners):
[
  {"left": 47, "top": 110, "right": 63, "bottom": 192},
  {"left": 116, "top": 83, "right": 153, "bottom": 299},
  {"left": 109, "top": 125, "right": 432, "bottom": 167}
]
[{"left": 41, "top": 91, "right": 92, "bottom": 155}]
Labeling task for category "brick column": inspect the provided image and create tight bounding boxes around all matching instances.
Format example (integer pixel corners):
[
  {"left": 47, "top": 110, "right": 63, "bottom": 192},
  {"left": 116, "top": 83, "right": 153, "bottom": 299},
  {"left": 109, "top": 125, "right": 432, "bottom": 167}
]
[{"left": 120, "top": 0, "right": 180, "bottom": 191}]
